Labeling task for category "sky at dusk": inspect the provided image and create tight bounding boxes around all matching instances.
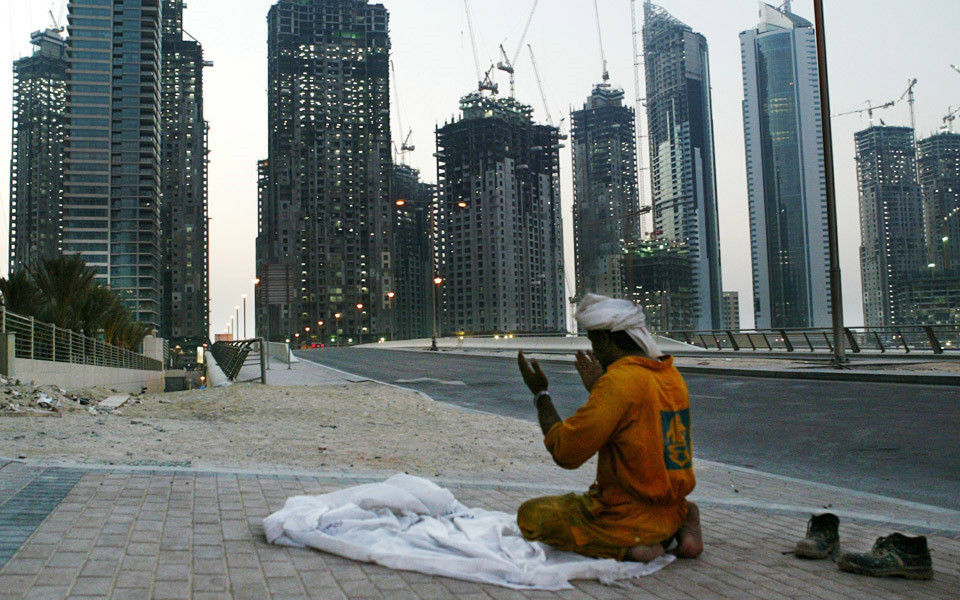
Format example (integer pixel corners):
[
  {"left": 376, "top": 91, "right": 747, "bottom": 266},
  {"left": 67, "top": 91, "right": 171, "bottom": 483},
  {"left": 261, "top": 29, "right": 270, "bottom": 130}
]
[{"left": 2, "top": 0, "right": 959, "bottom": 337}]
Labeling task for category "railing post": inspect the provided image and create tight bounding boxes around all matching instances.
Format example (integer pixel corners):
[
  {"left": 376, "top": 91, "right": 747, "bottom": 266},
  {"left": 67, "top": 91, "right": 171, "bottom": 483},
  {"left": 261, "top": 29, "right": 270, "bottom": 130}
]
[
  {"left": 779, "top": 329, "right": 794, "bottom": 352},
  {"left": 52, "top": 324, "right": 56, "bottom": 362},
  {"left": 843, "top": 328, "right": 860, "bottom": 353},
  {"left": 1, "top": 304, "right": 5, "bottom": 333},
  {"left": 725, "top": 330, "right": 740, "bottom": 351},
  {"left": 802, "top": 332, "right": 815, "bottom": 352},
  {"left": 873, "top": 331, "right": 885, "bottom": 353},
  {"left": 259, "top": 338, "right": 267, "bottom": 384},
  {"left": 29, "top": 316, "right": 34, "bottom": 360},
  {"left": 896, "top": 329, "right": 909, "bottom": 353},
  {"left": 922, "top": 326, "right": 943, "bottom": 355}
]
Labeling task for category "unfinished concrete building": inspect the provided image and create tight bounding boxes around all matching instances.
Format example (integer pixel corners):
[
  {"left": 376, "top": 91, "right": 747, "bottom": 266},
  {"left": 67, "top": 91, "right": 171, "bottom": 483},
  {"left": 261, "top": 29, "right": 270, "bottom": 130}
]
[
  {"left": 571, "top": 83, "right": 639, "bottom": 300},
  {"left": 9, "top": 30, "right": 67, "bottom": 273},
  {"left": 435, "top": 93, "right": 565, "bottom": 335},
  {"left": 257, "top": 0, "right": 391, "bottom": 343},
  {"left": 390, "top": 163, "right": 434, "bottom": 340}
]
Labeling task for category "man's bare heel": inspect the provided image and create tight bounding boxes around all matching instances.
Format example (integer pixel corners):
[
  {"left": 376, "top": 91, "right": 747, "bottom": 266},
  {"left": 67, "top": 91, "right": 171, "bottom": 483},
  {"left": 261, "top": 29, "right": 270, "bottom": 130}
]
[{"left": 673, "top": 502, "right": 703, "bottom": 558}]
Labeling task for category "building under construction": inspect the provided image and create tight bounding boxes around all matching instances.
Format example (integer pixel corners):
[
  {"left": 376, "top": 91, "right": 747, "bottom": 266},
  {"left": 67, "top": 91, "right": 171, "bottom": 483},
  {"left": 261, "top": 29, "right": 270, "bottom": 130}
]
[
  {"left": 435, "top": 93, "right": 565, "bottom": 335},
  {"left": 643, "top": 2, "right": 723, "bottom": 329},
  {"left": 918, "top": 132, "right": 960, "bottom": 273},
  {"left": 571, "top": 83, "right": 639, "bottom": 300},
  {"left": 623, "top": 240, "right": 695, "bottom": 332},
  {"left": 257, "top": 0, "right": 392, "bottom": 343},
  {"left": 9, "top": 29, "right": 67, "bottom": 273},
  {"left": 390, "top": 164, "right": 434, "bottom": 340},
  {"left": 160, "top": 0, "right": 210, "bottom": 349}
]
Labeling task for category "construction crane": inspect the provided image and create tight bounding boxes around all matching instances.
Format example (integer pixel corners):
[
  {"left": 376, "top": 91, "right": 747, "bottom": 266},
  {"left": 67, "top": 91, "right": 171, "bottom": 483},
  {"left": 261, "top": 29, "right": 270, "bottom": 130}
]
[
  {"left": 944, "top": 106, "right": 960, "bottom": 133},
  {"left": 898, "top": 78, "right": 919, "bottom": 134},
  {"left": 630, "top": 0, "right": 649, "bottom": 237},
  {"left": 527, "top": 44, "right": 554, "bottom": 126},
  {"left": 496, "top": 0, "right": 538, "bottom": 98},
  {"left": 464, "top": 0, "right": 498, "bottom": 94},
  {"left": 833, "top": 98, "right": 896, "bottom": 123},
  {"left": 592, "top": 0, "right": 610, "bottom": 82},
  {"left": 389, "top": 60, "right": 414, "bottom": 163},
  {"left": 951, "top": 64, "right": 960, "bottom": 76}
]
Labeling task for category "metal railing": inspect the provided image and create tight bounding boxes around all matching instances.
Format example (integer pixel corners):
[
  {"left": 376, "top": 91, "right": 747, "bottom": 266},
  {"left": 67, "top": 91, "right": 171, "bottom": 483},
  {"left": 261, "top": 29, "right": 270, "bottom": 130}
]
[
  {"left": 666, "top": 325, "right": 960, "bottom": 356},
  {"left": 1, "top": 307, "right": 163, "bottom": 371},
  {"left": 210, "top": 339, "right": 266, "bottom": 383}
]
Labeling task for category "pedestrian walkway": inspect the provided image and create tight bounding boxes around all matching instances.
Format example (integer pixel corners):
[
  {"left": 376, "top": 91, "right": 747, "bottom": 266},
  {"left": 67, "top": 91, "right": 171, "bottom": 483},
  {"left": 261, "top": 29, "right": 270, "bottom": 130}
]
[{"left": 0, "top": 456, "right": 957, "bottom": 599}]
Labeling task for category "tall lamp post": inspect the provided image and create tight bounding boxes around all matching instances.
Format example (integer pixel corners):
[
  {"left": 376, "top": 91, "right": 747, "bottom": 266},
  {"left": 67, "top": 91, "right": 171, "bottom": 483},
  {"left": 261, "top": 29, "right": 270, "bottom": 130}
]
[
  {"left": 431, "top": 277, "right": 442, "bottom": 351},
  {"left": 334, "top": 312, "right": 342, "bottom": 346},
  {"left": 356, "top": 303, "right": 364, "bottom": 345},
  {"left": 241, "top": 294, "right": 248, "bottom": 339},
  {"left": 813, "top": 0, "right": 846, "bottom": 366},
  {"left": 386, "top": 291, "right": 395, "bottom": 341},
  {"left": 317, "top": 320, "right": 325, "bottom": 347},
  {"left": 234, "top": 306, "right": 240, "bottom": 340}
]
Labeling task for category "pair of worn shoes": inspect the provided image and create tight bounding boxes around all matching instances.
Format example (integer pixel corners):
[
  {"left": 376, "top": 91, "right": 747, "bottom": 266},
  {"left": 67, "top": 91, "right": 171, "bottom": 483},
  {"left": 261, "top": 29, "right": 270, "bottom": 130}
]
[{"left": 794, "top": 513, "right": 933, "bottom": 580}]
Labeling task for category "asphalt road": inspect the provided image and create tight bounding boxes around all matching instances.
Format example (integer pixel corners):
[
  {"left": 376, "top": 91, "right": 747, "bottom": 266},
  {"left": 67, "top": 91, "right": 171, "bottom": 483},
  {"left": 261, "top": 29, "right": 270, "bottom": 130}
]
[{"left": 296, "top": 347, "right": 960, "bottom": 511}]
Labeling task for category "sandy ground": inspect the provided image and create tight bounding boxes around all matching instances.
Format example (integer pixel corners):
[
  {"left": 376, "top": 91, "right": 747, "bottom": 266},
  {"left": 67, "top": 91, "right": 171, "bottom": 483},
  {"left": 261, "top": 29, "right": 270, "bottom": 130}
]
[{"left": 0, "top": 382, "right": 585, "bottom": 484}]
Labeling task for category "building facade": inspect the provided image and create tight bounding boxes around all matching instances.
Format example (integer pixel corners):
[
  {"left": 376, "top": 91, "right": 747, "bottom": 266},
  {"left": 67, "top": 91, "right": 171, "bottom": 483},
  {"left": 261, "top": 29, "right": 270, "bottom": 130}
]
[
  {"left": 571, "top": 83, "right": 639, "bottom": 300},
  {"left": 160, "top": 0, "right": 209, "bottom": 346},
  {"left": 623, "top": 240, "right": 695, "bottom": 332},
  {"left": 62, "top": 0, "right": 163, "bottom": 326},
  {"left": 721, "top": 291, "right": 740, "bottom": 331},
  {"left": 257, "top": 0, "right": 391, "bottom": 343},
  {"left": 435, "top": 94, "right": 565, "bottom": 335},
  {"left": 643, "top": 2, "right": 723, "bottom": 330},
  {"left": 390, "top": 163, "right": 433, "bottom": 340},
  {"left": 741, "top": 3, "right": 831, "bottom": 329},
  {"left": 917, "top": 132, "right": 960, "bottom": 273},
  {"left": 9, "top": 30, "right": 68, "bottom": 273},
  {"left": 855, "top": 126, "right": 927, "bottom": 327}
]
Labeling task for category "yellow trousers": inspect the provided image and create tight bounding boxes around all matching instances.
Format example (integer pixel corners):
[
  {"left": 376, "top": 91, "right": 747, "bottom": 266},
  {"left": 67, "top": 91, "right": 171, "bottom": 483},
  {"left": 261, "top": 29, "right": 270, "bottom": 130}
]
[{"left": 517, "top": 490, "right": 687, "bottom": 560}]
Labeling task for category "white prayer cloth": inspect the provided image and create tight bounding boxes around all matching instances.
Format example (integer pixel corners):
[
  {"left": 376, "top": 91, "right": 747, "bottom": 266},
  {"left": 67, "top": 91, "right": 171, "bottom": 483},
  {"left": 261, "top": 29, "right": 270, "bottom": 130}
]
[
  {"left": 263, "top": 473, "right": 673, "bottom": 590},
  {"left": 575, "top": 293, "right": 663, "bottom": 358}
]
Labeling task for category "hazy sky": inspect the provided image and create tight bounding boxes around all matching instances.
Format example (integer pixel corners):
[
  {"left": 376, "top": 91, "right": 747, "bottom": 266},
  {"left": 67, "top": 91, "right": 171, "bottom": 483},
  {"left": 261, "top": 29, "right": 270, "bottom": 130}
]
[{"left": 2, "top": 0, "right": 959, "bottom": 337}]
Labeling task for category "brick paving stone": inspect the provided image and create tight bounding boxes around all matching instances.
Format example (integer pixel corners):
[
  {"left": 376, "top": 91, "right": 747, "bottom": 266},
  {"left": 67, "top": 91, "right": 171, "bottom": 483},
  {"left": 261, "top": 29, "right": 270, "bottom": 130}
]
[
  {"left": 70, "top": 576, "right": 114, "bottom": 596},
  {"left": 151, "top": 578, "right": 190, "bottom": 600},
  {"left": 23, "top": 586, "right": 71, "bottom": 600}
]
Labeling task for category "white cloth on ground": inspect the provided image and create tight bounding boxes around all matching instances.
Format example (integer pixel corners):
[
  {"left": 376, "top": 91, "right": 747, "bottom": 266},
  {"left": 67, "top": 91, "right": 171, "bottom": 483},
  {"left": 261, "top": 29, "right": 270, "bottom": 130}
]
[
  {"left": 263, "top": 473, "right": 673, "bottom": 590},
  {"left": 575, "top": 293, "right": 663, "bottom": 358}
]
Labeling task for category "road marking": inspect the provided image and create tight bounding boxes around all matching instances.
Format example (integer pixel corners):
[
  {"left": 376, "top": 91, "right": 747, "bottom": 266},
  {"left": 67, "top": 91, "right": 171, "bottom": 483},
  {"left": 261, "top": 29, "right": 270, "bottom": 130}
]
[
  {"left": 395, "top": 377, "right": 467, "bottom": 386},
  {"left": 692, "top": 394, "right": 725, "bottom": 400}
]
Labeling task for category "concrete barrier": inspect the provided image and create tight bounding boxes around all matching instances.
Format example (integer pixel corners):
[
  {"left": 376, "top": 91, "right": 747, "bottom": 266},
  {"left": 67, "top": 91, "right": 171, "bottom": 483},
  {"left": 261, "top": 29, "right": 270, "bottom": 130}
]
[{"left": 366, "top": 335, "right": 701, "bottom": 355}]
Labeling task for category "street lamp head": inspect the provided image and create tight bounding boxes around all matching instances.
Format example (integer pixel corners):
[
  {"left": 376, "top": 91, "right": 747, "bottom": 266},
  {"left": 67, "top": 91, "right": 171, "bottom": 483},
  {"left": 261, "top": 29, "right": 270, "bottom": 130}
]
[
  {"left": 335, "top": 312, "right": 342, "bottom": 319},
  {"left": 295, "top": 333, "right": 300, "bottom": 338},
  {"left": 356, "top": 303, "right": 364, "bottom": 310},
  {"left": 242, "top": 294, "right": 247, "bottom": 299},
  {"left": 433, "top": 277, "right": 443, "bottom": 285},
  {"left": 386, "top": 291, "right": 395, "bottom": 299},
  {"left": 234, "top": 305, "right": 240, "bottom": 310},
  {"left": 318, "top": 320, "right": 324, "bottom": 326},
  {"left": 305, "top": 326, "right": 310, "bottom": 332},
  {"left": 253, "top": 278, "right": 261, "bottom": 285}
]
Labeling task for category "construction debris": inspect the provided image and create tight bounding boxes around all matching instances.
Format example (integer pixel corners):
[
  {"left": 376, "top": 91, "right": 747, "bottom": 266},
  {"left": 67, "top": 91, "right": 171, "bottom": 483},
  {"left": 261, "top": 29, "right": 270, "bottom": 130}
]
[{"left": 0, "top": 378, "right": 139, "bottom": 417}]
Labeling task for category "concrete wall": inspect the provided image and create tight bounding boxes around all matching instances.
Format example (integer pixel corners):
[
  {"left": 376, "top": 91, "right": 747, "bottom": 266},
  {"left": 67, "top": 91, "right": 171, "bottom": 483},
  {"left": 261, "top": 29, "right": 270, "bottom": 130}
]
[{"left": 0, "top": 334, "right": 165, "bottom": 393}]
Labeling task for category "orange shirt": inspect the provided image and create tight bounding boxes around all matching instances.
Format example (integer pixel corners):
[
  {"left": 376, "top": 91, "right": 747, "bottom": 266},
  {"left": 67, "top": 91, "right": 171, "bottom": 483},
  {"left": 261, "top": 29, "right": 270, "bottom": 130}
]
[{"left": 544, "top": 355, "right": 696, "bottom": 508}]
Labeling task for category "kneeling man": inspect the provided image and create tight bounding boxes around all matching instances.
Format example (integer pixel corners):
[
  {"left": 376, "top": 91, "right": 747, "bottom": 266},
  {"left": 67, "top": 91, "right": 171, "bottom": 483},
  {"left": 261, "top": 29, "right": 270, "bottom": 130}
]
[{"left": 516, "top": 293, "right": 703, "bottom": 562}]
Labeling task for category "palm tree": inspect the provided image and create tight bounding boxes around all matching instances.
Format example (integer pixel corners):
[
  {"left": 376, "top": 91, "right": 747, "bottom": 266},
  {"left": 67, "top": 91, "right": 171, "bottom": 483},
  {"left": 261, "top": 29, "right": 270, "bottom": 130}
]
[
  {"left": 0, "top": 270, "right": 42, "bottom": 316},
  {"left": 77, "top": 285, "right": 120, "bottom": 337},
  {"left": 29, "top": 254, "right": 97, "bottom": 331}
]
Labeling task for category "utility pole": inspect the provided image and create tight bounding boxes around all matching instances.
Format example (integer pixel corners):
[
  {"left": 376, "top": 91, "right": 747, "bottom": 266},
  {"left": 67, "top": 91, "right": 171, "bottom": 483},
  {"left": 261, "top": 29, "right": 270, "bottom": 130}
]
[{"left": 813, "top": 0, "right": 846, "bottom": 366}]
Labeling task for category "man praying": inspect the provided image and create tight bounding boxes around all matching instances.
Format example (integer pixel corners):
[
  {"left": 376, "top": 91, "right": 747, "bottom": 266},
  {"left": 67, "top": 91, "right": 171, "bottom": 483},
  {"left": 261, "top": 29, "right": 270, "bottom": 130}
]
[{"left": 516, "top": 293, "right": 703, "bottom": 562}]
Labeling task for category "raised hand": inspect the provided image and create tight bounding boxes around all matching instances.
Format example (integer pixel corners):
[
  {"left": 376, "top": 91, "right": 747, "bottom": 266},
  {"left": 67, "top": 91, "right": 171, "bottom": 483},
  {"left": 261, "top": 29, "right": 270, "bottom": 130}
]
[
  {"left": 517, "top": 350, "right": 548, "bottom": 394},
  {"left": 574, "top": 350, "right": 603, "bottom": 392}
]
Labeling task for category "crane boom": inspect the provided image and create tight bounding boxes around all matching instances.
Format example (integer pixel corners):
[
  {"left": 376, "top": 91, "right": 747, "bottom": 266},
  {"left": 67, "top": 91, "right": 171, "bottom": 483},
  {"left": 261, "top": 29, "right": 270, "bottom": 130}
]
[
  {"left": 511, "top": 0, "right": 537, "bottom": 67},
  {"left": 951, "top": 64, "right": 960, "bottom": 76},
  {"left": 527, "top": 44, "right": 553, "bottom": 126},
  {"left": 630, "top": 0, "right": 648, "bottom": 236},
  {"left": 593, "top": 0, "right": 610, "bottom": 82},
  {"left": 463, "top": 0, "right": 483, "bottom": 89}
]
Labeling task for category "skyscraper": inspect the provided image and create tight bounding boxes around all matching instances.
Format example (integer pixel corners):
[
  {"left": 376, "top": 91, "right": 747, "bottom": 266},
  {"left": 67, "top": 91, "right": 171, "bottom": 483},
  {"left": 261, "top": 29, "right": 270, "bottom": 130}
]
[
  {"left": 571, "top": 83, "right": 639, "bottom": 300},
  {"left": 9, "top": 30, "right": 68, "bottom": 273},
  {"left": 855, "top": 126, "right": 927, "bottom": 327},
  {"left": 62, "top": 0, "right": 163, "bottom": 326},
  {"left": 643, "top": 1, "right": 722, "bottom": 329},
  {"left": 721, "top": 291, "right": 740, "bottom": 331},
  {"left": 257, "top": 0, "right": 391, "bottom": 343},
  {"left": 160, "top": 0, "right": 210, "bottom": 346},
  {"left": 740, "top": 3, "right": 830, "bottom": 329},
  {"left": 390, "top": 163, "right": 433, "bottom": 340},
  {"left": 435, "top": 94, "right": 565, "bottom": 334},
  {"left": 917, "top": 132, "right": 960, "bottom": 272}
]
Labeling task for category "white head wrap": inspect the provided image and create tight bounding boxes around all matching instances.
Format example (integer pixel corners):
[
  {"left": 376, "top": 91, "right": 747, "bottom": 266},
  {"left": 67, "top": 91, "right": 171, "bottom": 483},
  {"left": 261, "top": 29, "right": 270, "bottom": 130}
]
[{"left": 575, "top": 293, "right": 663, "bottom": 358}]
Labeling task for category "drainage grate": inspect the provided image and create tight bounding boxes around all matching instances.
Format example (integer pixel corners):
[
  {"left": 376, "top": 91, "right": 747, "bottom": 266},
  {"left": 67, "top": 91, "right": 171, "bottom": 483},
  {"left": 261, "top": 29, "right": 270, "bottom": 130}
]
[{"left": 0, "top": 468, "right": 84, "bottom": 568}]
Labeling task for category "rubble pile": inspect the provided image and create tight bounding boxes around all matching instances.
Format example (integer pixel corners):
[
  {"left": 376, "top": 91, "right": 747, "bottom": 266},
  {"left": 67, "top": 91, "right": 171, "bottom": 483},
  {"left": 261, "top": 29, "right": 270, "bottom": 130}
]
[{"left": 0, "top": 377, "right": 142, "bottom": 417}]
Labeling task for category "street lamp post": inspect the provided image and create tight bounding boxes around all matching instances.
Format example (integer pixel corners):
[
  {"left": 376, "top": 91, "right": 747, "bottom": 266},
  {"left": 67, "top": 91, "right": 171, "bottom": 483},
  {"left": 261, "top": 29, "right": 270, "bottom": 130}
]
[
  {"left": 234, "top": 306, "right": 240, "bottom": 340},
  {"left": 241, "top": 295, "right": 248, "bottom": 339},
  {"left": 431, "top": 277, "right": 442, "bottom": 351},
  {"left": 356, "top": 303, "right": 364, "bottom": 345},
  {"left": 318, "top": 320, "right": 325, "bottom": 347},
  {"left": 386, "top": 291, "right": 395, "bottom": 341},
  {"left": 252, "top": 278, "right": 261, "bottom": 339},
  {"left": 334, "top": 312, "right": 342, "bottom": 346}
]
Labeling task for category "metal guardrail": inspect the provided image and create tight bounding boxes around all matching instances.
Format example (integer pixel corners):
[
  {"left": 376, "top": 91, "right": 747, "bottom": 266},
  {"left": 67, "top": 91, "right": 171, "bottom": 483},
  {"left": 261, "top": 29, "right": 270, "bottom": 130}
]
[
  {"left": 210, "top": 339, "right": 266, "bottom": 383},
  {"left": 1, "top": 307, "right": 163, "bottom": 371},
  {"left": 666, "top": 325, "right": 960, "bottom": 356}
]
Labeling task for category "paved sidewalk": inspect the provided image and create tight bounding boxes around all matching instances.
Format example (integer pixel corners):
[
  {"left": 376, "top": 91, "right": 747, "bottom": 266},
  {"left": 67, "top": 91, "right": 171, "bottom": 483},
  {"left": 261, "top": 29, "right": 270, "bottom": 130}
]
[{"left": 0, "top": 457, "right": 957, "bottom": 600}]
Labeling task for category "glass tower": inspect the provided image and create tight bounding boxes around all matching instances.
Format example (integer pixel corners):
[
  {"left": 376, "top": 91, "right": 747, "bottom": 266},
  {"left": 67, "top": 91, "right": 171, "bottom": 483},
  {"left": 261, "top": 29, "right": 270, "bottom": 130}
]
[
  {"left": 740, "top": 3, "right": 830, "bottom": 328},
  {"left": 9, "top": 30, "right": 68, "bottom": 273},
  {"left": 643, "top": 2, "right": 723, "bottom": 330},
  {"left": 62, "top": 0, "right": 162, "bottom": 327}
]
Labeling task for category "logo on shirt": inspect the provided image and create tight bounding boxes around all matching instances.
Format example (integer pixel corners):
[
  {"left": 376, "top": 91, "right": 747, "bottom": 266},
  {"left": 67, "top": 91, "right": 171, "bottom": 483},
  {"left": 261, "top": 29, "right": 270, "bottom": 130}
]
[{"left": 661, "top": 409, "right": 692, "bottom": 470}]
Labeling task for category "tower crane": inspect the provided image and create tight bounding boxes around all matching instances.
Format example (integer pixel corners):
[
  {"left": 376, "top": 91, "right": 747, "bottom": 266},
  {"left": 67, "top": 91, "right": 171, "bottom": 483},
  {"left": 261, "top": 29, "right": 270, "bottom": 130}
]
[
  {"left": 833, "top": 98, "right": 896, "bottom": 124},
  {"left": 496, "top": 0, "right": 538, "bottom": 98},
  {"left": 951, "top": 64, "right": 960, "bottom": 77},
  {"left": 527, "top": 45, "right": 567, "bottom": 141},
  {"left": 592, "top": 0, "right": 610, "bottom": 82},
  {"left": 464, "top": 0, "right": 498, "bottom": 94},
  {"left": 944, "top": 106, "right": 959, "bottom": 133},
  {"left": 630, "top": 0, "right": 649, "bottom": 236},
  {"left": 898, "top": 78, "right": 918, "bottom": 134},
  {"left": 389, "top": 60, "right": 414, "bottom": 164}
]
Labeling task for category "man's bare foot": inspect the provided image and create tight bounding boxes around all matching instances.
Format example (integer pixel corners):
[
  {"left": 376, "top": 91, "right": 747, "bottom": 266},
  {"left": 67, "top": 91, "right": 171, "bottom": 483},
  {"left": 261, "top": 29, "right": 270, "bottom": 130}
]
[
  {"left": 673, "top": 501, "right": 703, "bottom": 558},
  {"left": 626, "top": 542, "right": 665, "bottom": 562}
]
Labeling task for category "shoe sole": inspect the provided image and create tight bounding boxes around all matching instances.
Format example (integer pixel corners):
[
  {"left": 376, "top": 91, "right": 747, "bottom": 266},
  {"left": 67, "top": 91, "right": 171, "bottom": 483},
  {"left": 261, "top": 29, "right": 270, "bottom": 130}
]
[
  {"left": 838, "top": 563, "right": 933, "bottom": 580},
  {"left": 794, "top": 542, "right": 838, "bottom": 560}
]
